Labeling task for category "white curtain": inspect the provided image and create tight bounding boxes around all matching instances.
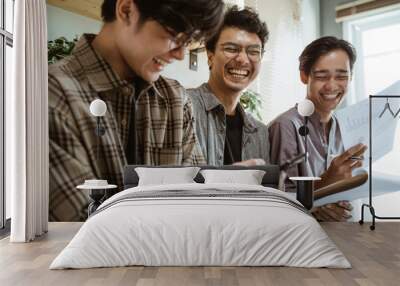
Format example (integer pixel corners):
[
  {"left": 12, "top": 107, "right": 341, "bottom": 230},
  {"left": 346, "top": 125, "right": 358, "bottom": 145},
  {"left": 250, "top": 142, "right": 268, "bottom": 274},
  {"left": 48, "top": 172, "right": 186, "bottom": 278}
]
[
  {"left": 224, "top": 0, "right": 244, "bottom": 8},
  {"left": 9, "top": 0, "right": 49, "bottom": 242},
  {"left": 249, "top": 0, "right": 320, "bottom": 123}
]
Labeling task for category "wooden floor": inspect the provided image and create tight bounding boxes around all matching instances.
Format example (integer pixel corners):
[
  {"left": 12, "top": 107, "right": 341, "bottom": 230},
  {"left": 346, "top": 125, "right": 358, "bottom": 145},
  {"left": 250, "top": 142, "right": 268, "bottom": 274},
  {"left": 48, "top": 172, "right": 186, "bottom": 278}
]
[{"left": 0, "top": 222, "right": 399, "bottom": 286}]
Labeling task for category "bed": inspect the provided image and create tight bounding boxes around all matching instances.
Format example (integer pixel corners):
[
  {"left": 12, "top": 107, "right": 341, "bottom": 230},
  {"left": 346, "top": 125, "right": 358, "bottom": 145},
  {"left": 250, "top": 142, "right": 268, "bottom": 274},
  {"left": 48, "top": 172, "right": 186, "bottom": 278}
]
[{"left": 50, "top": 165, "right": 350, "bottom": 269}]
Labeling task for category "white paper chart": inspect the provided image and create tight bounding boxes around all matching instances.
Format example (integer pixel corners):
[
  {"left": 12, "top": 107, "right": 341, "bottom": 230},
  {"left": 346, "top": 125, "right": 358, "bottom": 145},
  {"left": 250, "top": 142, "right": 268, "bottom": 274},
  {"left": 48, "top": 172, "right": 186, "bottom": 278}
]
[{"left": 336, "top": 80, "right": 400, "bottom": 166}]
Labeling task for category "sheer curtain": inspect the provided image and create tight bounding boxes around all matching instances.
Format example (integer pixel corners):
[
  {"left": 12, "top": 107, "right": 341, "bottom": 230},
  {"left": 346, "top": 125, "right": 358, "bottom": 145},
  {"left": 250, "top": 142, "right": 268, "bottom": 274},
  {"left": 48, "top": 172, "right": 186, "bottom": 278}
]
[
  {"left": 224, "top": 0, "right": 244, "bottom": 8},
  {"left": 239, "top": 0, "right": 320, "bottom": 123},
  {"left": 9, "top": 0, "right": 48, "bottom": 242}
]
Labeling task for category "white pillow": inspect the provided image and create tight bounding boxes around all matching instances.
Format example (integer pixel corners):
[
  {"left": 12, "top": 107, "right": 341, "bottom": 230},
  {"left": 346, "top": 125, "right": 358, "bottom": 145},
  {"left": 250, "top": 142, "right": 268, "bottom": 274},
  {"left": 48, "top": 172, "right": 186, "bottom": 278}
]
[
  {"left": 135, "top": 167, "right": 201, "bottom": 186},
  {"left": 200, "top": 169, "right": 266, "bottom": 185}
]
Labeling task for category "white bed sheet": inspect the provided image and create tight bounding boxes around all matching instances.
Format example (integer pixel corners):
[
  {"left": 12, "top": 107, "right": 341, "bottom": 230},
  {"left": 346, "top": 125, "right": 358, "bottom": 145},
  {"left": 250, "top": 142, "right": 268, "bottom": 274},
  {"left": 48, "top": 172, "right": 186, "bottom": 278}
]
[{"left": 50, "top": 183, "right": 350, "bottom": 269}]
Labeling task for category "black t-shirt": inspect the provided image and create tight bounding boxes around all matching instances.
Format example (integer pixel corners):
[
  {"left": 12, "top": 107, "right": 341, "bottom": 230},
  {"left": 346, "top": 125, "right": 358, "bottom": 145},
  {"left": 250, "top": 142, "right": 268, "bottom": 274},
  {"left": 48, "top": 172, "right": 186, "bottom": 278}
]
[{"left": 224, "top": 110, "right": 243, "bottom": 165}]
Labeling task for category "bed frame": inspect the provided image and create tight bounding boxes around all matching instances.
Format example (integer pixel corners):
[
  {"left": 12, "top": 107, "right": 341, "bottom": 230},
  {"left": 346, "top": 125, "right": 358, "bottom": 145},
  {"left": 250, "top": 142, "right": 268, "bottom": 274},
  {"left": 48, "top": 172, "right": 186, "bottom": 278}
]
[{"left": 122, "top": 165, "right": 368, "bottom": 210}]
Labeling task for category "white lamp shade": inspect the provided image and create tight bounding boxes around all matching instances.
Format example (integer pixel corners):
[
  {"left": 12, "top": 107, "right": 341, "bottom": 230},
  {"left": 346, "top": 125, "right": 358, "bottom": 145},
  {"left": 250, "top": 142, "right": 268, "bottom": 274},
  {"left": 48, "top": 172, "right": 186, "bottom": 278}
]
[
  {"left": 297, "top": 99, "right": 315, "bottom": 117},
  {"left": 89, "top": 99, "right": 107, "bottom": 117}
]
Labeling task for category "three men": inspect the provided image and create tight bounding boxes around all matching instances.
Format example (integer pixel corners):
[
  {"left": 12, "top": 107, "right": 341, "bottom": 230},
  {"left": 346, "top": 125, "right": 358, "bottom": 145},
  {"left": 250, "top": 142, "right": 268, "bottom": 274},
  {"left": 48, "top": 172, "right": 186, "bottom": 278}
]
[
  {"left": 268, "top": 36, "right": 367, "bottom": 221},
  {"left": 49, "top": 1, "right": 364, "bottom": 223},
  {"left": 188, "top": 6, "right": 270, "bottom": 166},
  {"left": 49, "top": 0, "right": 224, "bottom": 221}
]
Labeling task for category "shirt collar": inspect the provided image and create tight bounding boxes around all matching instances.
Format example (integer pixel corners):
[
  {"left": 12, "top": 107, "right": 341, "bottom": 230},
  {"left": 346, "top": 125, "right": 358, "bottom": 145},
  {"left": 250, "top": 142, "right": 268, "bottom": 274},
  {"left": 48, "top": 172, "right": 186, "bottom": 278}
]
[
  {"left": 200, "top": 83, "right": 257, "bottom": 132},
  {"left": 198, "top": 83, "right": 223, "bottom": 111},
  {"left": 236, "top": 103, "right": 257, "bottom": 132},
  {"left": 73, "top": 34, "right": 162, "bottom": 98},
  {"left": 294, "top": 103, "right": 338, "bottom": 125}
]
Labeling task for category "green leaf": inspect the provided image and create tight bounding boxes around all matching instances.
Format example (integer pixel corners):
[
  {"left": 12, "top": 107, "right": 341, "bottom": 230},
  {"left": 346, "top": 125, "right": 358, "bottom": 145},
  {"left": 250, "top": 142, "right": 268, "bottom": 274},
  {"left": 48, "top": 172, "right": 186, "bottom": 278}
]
[
  {"left": 48, "top": 36, "right": 78, "bottom": 64},
  {"left": 240, "top": 90, "right": 263, "bottom": 120}
]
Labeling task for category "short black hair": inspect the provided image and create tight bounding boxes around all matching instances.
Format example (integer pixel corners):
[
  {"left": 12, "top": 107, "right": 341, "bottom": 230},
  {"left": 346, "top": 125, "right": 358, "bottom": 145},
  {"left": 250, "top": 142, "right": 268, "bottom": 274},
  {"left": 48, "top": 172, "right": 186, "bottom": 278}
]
[
  {"left": 101, "top": 0, "right": 224, "bottom": 42},
  {"left": 299, "top": 36, "right": 357, "bottom": 75},
  {"left": 205, "top": 5, "right": 269, "bottom": 52}
]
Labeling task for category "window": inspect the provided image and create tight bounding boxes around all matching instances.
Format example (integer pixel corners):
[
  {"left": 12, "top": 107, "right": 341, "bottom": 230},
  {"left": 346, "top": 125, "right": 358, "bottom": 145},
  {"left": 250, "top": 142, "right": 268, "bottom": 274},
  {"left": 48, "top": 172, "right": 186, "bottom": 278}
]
[
  {"left": 344, "top": 9, "right": 400, "bottom": 104},
  {"left": 1, "top": 0, "right": 14, "bottom": 232},
  {"left": 343, "top": 9, "right": 400, "bottom": 178},
  {"left": 5, "top": 0, "right": 13, "bottom": 33}
]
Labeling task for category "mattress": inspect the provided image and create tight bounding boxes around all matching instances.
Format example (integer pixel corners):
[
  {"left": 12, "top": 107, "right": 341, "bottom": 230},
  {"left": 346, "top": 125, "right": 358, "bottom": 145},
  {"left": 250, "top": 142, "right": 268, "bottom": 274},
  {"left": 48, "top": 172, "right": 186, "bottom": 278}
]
[{"left": 50, "top": 183, "right": 351, "bottom": 269}]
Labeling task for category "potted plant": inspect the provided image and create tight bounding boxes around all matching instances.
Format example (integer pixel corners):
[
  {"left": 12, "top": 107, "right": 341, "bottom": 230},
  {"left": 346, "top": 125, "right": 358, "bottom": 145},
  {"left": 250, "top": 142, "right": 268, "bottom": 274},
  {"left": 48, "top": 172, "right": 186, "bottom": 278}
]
[
  {"left": 240, "top": 89, "right": 263, "bottom": 120},
  {"left": 48, "top": 37, "right": 78, "bottom": 64}
]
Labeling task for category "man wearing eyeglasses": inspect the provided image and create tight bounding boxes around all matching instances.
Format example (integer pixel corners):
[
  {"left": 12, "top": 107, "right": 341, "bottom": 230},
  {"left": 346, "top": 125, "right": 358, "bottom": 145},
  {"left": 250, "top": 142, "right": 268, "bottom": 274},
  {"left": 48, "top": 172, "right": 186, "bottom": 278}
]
[
  {"left": 268, "top": 36, "right": 367, "bottom": 221},
  {"left": 48, "top": 0, "right": 224, "bottom": 221},
  {"left": 188, "top": 6, "right": 270, "bottom": 166}
]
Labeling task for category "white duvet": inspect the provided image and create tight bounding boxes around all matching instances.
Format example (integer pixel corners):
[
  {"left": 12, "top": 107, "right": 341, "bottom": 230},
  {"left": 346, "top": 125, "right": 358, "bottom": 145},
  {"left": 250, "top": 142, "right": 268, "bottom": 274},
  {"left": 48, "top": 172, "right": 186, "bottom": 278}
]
[{"left": 50, "top": 183, "right": 351, "bottom": 269}]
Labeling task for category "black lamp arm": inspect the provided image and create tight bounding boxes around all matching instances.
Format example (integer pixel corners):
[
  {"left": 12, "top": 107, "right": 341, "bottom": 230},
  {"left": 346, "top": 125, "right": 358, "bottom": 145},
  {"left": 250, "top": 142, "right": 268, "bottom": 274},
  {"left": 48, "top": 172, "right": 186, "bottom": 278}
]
[
  {"left": 95, "top": 117, "right": 106, "bottom": 137},
  {"left": 278, "top": 153, "right": 306, "bottom": 191}
]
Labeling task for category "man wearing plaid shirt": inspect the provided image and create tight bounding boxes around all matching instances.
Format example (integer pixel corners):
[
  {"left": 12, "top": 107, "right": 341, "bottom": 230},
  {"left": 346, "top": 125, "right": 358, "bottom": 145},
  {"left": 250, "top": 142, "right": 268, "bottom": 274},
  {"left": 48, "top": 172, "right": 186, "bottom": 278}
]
[{"left": 49, "top": 0, "right": 223, "bottom": 221}]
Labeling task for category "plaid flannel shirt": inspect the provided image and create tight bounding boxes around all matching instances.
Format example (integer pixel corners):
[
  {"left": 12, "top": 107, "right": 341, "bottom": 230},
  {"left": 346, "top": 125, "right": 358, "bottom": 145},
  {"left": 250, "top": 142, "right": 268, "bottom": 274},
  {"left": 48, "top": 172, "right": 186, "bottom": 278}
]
[{"left": 49, "top": 34, "right": 205, "bottom": 221}]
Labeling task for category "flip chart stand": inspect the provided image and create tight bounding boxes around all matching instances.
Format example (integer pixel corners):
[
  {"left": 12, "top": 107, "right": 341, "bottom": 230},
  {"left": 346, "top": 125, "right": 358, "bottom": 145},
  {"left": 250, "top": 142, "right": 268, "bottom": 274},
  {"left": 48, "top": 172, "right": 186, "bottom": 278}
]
[{"left": 360, "top": 95, "right": 400, "bottom": 230}]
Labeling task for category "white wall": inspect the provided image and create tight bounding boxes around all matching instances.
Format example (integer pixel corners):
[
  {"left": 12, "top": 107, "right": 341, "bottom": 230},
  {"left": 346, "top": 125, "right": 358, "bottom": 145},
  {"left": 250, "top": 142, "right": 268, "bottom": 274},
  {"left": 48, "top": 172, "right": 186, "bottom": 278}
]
[
  {"left": 253, "top": 0, "right": 320, "bottom": 123},
  {"left": 47, "top": 5, "right": 101, "bottom": 41},
  {"left": 162, "top": 52, "right": 210, "bottom": 89}
]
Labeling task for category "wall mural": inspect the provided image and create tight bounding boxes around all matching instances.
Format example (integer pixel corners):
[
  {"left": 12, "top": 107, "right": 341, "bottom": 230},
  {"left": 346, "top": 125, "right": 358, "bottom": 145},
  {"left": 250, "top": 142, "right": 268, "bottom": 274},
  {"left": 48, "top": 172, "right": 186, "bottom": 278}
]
[{"left": 47, "top": 0, "right": 399, "bottom": 226}]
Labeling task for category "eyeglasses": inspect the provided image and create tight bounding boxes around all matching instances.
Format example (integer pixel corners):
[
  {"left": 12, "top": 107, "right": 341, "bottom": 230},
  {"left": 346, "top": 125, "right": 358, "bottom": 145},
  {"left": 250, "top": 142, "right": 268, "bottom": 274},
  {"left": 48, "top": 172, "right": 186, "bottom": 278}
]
[
  {"left": 164, "top": 26, "right": 200, "bottom": 48},
  {"left": 220, "top": 43, "right": 264, "bottom": 62}
]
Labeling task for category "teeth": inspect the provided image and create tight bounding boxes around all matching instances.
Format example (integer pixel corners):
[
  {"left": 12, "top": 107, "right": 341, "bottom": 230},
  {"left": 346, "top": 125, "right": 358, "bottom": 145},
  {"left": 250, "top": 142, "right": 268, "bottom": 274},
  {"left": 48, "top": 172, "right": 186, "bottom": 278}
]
[
  {"left": 228, "top": 68, "right": 249, "bottom": 76},
  {"left": 228, "top": 69, "right": 249, "bottom": 76},
  {"left": 154, "top": 57, "right": 168, "bottom": 66},
  {"left": 322, "top": 93, "right": 339, "bottom": 100},
  {"left": 232, "top": 74, "right": 245, "bottom": 79}
]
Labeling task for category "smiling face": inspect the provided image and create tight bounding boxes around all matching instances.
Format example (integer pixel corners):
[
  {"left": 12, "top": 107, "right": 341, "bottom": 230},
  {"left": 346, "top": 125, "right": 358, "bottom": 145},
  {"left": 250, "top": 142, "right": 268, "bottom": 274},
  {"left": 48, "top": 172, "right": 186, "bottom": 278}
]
[
  {"left": 114, "top": 0, "right": 186, "bottom": 82},
  {"left": 207, "top": 27, "right": 262, "bottom": 93},
  {"left": 301, "top": 49, "right": 351, "bottom": 115}
]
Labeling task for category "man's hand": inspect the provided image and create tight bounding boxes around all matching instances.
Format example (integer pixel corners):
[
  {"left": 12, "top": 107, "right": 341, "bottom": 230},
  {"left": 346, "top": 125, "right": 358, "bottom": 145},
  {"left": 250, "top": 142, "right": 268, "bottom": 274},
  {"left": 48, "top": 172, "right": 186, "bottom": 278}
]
[
  {"left": 317, "top": 143, "right": 367, "bottom": 188},
  {"left": 311, "top": 200, "right": 353, "bottom": 222},
  {"left": 232, "top": 158, "right": 266, "bottom": 166}
]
